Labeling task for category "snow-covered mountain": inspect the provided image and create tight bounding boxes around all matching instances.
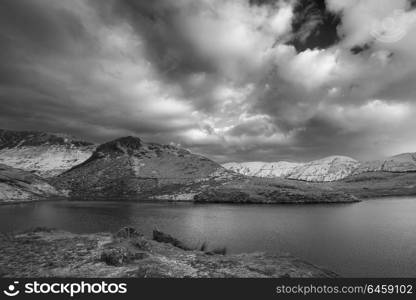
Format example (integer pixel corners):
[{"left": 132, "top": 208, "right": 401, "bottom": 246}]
[
  {"left": 223, "top": 156, "right": 360, "bottom": 182},
  {"left": 287, "top": 156, "right": 360, "bottom": 182},
  {"left": 222, "top": 161, "right": 302, "bottom": 178},
  {"left": 353, "top": 152, "right": 416, "bottom": 174},
  {"left": 0, "top": 129, "right": 96, "bottom": 177}
]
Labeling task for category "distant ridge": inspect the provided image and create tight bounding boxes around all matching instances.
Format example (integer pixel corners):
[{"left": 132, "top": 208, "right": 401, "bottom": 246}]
[
  {"left": 223, "top": 154, "right": 416, "bottom": 182},
  {"left": 54, "top": 136, "right": 232, "bottom": 200},
  {"left": 0, "top": 129, "right": 96, "bottom": 177},
  {"left": 223, "top": 156, "right": 359, "bottom": 182},
  {"left": 0, "top": 129, "right": 93, "bottom": 148},
  {"left": 1, "top": 128, "right": 416, "bottom": 184},
  {"left": 353, "top": 153, "right": 416, "bottom": 174}
]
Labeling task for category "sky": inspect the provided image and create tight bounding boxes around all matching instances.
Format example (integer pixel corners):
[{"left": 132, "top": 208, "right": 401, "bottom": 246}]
[{"left": 1, "top": 0, "right": 416, "bottom": 163}]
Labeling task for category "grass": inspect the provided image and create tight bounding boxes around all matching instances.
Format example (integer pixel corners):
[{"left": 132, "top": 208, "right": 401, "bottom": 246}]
[{"left": 0, "top": 231, "right": 15, "bottom": 242}]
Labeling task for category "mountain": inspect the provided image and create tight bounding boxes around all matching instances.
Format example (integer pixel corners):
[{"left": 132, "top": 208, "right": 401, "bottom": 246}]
[
  {"left": 223, "top": 156, "right": 360, "bottom": 182},
  {"left": 53, "top": 136, "right": 233, "bottom": 200},
  {"left": 353, "top": 153, "right": 416, "bottom": 174},
  {"left": 0, "top": 164, "right": 62, "bottom": 203},
  {"left": 53, "top": 136, "right": 357, "bottom": 203},
  {"left": 0, "top": 129, "right": 96, "bottom": 177},
  {"left": 223, "top": 153, "right": 416, "bottom": 183},
  {"left": 287, "top": 156, "right": 360, "bottom": 182},
  {"left": 222, "top": 161, "right": 302, "bottom": 178}
]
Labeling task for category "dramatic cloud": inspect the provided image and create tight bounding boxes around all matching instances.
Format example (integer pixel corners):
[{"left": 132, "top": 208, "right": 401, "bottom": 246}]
[{"left": 1, "top": 0, "right": 416, "bottom": 162}]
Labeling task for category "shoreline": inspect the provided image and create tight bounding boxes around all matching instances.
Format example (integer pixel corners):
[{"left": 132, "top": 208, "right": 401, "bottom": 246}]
[
  {"left": 3, "top": 192, "right": 416, "bottom": 206},
  {"left": 0, "top": 227, "right": 337, "bottom": 278},
  {"left": 0, "top": 197, "right": 362, "bottom": 206}
]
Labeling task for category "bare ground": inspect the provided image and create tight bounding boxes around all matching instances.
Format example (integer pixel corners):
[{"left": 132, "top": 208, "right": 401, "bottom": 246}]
[{"left": 0, "top": 227, "right": 337, "bottom": 278}]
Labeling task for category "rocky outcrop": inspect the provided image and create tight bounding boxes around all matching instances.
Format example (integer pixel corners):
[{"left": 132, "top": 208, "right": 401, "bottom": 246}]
[
  {"left": 53, "top": 136, "right": 233, "bottom": 200},
  {"left": 0, "top": 227, "right": 337, "bottom": 278},
  {"left": 223, "top": 156, "right": 360, "bottom": 182},
  {"left": 0, "top": 164, "right": 62, "bottom": 203},
  {"left": 0, "top": 129, "right": 96, "bottom": 177}
]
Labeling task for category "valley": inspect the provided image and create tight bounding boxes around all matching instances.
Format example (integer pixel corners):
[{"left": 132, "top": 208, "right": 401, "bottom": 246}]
[{"left": 0, "top": 128, "right": 416, "bottom": 204}]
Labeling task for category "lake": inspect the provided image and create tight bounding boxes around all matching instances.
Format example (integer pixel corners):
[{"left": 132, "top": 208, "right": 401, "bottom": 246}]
[{"left": 1, "top": 198, "right": 416, "bottom": 277}]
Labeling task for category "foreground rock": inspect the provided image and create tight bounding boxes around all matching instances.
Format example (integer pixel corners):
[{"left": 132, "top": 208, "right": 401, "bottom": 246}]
[
  {"left": 0, "top": 129, "right": 96, "bottom": 177},
  {"left": 51, "top": 136, "right": 358, "bottom": 203},
  {"left": 0, "top": 227, "right": 337, "bottom": 278},
  {"left": 0, "top": 164, "right": 62, "bottom": 204}
]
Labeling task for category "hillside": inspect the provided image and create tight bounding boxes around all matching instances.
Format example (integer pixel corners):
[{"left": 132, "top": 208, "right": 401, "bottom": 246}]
[
  {"left": 0, "top": 164, "right": 62, "bottom": 204},
  {"left": 0, "top": 129, "right": 96, "bottom": 177},
  {"left": 223, "top": 153, "right": 416, "bottom": 183},
  {"left": 0, "top": 227, "right": 337, "bottom": 278},
  {"left": 223, "top": 156, "right": 360, "bottom": 182},
  {"left": 327, "top": 171, "right": 416, "bottom": 199},
  {"left": 353, "top": 153, "right": 416, "bottom": 174},
  {"left": 287, "top": 156, "right": 360, "bottom": 182},
  {"left": 222, "top": 161, "right": 302, "bottom": 178},
  {"left": 52, "top": 136, "right": 357, "bottom": 203},
  {"left": 53, "top": 136, "right": 233, "bottom": 200}
]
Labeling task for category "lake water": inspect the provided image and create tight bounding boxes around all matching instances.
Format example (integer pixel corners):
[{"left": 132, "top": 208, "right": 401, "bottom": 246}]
[{"left": 1, "top": 198, "right": 416, "bottom": 277}]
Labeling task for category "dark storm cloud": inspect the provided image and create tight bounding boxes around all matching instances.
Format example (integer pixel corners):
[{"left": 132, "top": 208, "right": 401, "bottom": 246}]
[
  {"left": 0, "top": 0, "right": 198, "bottom": 143},
  {"left": 0, "top": 0, "right": 90, "bottom": 55},
  {"left": 0, "top": 0, "right": 96, "bottom": 135},
  {"left": 1, "top": 0, "right": 416, "bottom": 162},
  {"left": 107, "top": 0, "right": 215, "bottom": 76},
  {"left": 289, "top": 0, "right": 341, "bottom": 51}
]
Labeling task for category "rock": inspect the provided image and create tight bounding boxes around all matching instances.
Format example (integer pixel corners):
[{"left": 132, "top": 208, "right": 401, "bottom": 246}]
[
  {"left": 0, "top": 129, "right": 95, "bottom": 177},
  {"left": 100, "top": 247, "right": 136, "bottom": 266},
  {"left": 152, "top": 230, "right": 191, "bottom": 251},
  {"left": 131, "top": 239, "right": 150, "bottom": 251},
  {"left": 223, "top": 156, "right": 360, "bottom": 182},
  {"left": 0, "top": 228, "right": 338, "bottom": 278}
]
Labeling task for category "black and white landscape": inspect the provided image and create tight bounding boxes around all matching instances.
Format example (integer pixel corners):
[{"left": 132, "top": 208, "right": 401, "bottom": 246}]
[{"left": 1, "top": 0, "right": 416, "bottom": 278}]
